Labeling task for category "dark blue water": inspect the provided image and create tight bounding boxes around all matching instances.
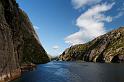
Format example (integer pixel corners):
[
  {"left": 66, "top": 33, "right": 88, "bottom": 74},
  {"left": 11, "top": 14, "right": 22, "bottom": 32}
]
[{"left": 12, "top": 61, "right": 124, "bottom": 82}]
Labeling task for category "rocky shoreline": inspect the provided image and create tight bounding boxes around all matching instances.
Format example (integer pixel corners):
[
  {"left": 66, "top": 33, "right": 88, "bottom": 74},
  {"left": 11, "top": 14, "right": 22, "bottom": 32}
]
[
  {"left": 0, "top": 63, "right": 36, "bottom": 82},
  {"left": 20, "top": 63, "right": 36, "bottom": 73},
  {"left": 0, "top": 69, "right": 21, "bottom": 82}
]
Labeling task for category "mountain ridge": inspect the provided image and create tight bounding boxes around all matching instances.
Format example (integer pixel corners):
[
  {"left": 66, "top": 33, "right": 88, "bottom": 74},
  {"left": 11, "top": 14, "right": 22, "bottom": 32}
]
[
  {"left": 59, "top": 27, "right": 124, "bottom": 63},
  {"left": 0, "top": 0, "right": 49, "bottom": 81}
]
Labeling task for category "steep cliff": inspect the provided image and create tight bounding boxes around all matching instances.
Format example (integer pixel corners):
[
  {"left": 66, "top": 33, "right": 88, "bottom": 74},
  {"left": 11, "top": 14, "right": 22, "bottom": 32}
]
[
  {"left": 0, "top": 0, "right": 49, "bottom": 81},
  {"left": 59, "top": 27, "right": 124, "bottom": 63}
]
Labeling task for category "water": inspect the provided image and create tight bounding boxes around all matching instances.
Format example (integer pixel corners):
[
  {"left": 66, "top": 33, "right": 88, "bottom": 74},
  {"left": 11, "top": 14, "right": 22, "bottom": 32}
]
[{"left": 12, "top": 61, "right": 124, "bottom": 82}]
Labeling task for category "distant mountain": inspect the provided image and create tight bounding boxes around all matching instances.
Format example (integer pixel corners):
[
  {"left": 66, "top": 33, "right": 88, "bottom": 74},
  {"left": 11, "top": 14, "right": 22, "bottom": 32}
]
[
  {"left": 0, "top": 0, "right": 49, "bottom": 81},
  {"left": 59, "top": 27, "right": 124, "bottom": 63}
]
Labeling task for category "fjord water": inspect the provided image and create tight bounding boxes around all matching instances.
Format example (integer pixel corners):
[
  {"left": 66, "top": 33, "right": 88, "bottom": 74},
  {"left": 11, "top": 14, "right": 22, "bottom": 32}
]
[{"left": 12, "top": 61, "right": 124, "bottom": 82}]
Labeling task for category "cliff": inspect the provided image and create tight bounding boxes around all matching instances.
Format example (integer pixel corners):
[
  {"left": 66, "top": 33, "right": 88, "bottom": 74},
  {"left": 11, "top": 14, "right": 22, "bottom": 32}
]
[
  {"left": 0, "top": 0, "right": 49, "bottom": 81},
  {"left": 59, "top": 27, "right": 124, "bottom": 63}
]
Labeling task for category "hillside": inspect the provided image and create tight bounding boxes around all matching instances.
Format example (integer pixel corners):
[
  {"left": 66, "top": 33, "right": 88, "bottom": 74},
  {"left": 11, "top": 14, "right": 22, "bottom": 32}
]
[
  {"left": 59, "top": 27, "right": 124, "bottom": 63},
  {"left": 0, "top": 0, "right": 49, "bottom": 81}
]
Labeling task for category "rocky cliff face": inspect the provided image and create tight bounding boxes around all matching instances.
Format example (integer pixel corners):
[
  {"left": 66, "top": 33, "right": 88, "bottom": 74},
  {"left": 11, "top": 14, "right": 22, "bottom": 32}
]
[
  {"left": 59, "top": 27, "right": 124, "bottom": 63},
  {"left": 0, "top": 0, "right": 49, "bottom": 81}
]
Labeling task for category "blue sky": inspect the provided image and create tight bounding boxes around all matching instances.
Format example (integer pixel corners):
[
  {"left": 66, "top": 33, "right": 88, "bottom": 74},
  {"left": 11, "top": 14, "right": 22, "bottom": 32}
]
[{"left": 17, "top": 0, "right": 124, "bottom": 57}]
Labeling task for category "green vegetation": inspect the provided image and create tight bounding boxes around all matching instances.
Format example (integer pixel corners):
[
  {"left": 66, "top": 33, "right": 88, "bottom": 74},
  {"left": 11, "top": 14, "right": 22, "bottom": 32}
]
[
  {"left": 19, "top": 9, "right": 50, "bottom": 64},
  {"left": 59, "top": 27, "right": 124, "bottom": 63}
]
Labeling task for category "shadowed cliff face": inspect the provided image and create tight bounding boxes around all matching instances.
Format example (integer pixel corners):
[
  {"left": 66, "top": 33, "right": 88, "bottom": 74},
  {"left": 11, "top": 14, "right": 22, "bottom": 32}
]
[
  {"left": 0, "top": 0, "right": 49, "bottom": 81},
  {"left": 19, "top": 9, "right": 50, "bottom": 64},
  {"left": 59, "top": 27, "right": 124, "bottom": 63}
]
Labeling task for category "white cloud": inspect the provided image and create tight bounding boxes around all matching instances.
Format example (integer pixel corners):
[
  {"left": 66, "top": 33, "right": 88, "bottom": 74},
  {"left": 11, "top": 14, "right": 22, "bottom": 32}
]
[
  {"left": 65, "top": 3, "right": 115, "bottom": 45},
  {"left": 114, "top": 12, "right": 124, "bottom": 19},
  {"left": 71, "top": 0, "right": 101, "bottom": 9},
  {"left": 115, "top": 4, "right": 124, "bottom": 19},
  {"left": 117, "top": 7, "right": 124, "bottom": 11},
  {"left": 33, "top": 25, "right": 40, "bottom": 30},
  {"left": 52, "top": 45, "right": 59, "bottom": 50}
]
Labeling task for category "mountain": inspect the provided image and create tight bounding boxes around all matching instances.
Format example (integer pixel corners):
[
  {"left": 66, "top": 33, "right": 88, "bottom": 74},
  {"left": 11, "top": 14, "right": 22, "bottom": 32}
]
[
  {"left": 0, "top": 0, "right": 49, "bottom": 81},
  {"left": 59, "top": 27, "right": 124, "bottom": 63}
]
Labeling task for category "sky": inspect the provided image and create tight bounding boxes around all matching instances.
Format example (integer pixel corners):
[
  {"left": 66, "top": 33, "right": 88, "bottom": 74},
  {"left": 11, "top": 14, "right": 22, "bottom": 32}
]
[{"left": 17, "top": 0, "right": 124, "bottom": 57}]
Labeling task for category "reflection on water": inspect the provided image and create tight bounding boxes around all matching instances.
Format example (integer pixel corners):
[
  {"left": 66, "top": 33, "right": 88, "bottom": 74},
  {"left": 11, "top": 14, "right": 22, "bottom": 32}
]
[{"left": 12, "top": 61, "right": 124, "bottom": 82}]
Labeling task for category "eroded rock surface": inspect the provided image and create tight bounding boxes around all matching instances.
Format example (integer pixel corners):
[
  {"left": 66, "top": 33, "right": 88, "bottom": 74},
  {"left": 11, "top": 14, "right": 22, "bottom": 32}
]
[
  {"left": 0, "top": 0, "right": 49, "bottom": 81},
  {"left": 59, "top": 27, "right": 124, "bottom": 63}
]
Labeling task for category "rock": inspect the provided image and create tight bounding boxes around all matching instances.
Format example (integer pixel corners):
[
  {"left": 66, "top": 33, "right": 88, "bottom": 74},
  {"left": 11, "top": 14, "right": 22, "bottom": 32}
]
[
  {"left": 0, "top": 0, "right": 50, "bottom": 81},
  {"left": 21, "top": 63, "right": 36, "bottom": 72},
  {"left": 59, "top": 27, "right": 124, "bottom": 63}
]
